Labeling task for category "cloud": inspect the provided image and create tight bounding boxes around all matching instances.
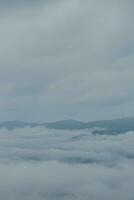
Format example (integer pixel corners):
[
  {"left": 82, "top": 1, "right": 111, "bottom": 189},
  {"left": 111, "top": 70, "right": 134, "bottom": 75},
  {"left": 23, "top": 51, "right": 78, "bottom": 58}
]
[
  {"left": 0, "top": 1, "right": 134, "bottom": 199},
  {"left": 0, "top": 0, "right": 133, "bottom": 121},
  {"left": 0, "top": 127, "right": 134, "bottom": 199}
]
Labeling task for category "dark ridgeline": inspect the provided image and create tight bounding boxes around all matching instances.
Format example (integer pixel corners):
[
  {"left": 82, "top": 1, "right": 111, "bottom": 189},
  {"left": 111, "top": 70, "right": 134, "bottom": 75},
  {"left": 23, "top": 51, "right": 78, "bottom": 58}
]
[{"left": 0, "top": 116, "right": 134, "bottom": 134}]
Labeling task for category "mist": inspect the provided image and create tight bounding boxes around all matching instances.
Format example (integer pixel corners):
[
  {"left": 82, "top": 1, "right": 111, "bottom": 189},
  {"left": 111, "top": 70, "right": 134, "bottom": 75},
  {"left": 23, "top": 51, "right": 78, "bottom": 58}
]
[{"left": 0, "top": 127, "right": 134, "bottom": 200}]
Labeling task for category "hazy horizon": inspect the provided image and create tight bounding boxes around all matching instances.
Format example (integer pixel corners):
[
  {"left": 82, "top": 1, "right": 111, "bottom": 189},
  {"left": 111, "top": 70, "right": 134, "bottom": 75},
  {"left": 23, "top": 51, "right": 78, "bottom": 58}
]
[{"left": 1, "top": 114, "right": 134, "bottom": 124}]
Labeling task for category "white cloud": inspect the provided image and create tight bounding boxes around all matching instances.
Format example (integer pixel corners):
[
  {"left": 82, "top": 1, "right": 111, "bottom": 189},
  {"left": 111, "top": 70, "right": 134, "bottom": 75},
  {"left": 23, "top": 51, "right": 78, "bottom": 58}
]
[{"left": 0, "top": 127, "right": 134, "bottom": 199}]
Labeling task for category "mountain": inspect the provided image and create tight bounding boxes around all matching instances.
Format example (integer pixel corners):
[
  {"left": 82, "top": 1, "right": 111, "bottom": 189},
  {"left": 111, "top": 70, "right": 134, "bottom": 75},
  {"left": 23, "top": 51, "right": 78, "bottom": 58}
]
[
  {"left": 0, "top": 121, "right": 38, "bottom": 130},
  {"left": 0, "top": 117, "right": 134, "bottom": 134},
  {"left": 44, "top": 117, "right": 134, "bottom": 134},
  {"left": 84, "top": 117, "right": 134, "bottom": 134},
  {"left": 45, "top": 119, "right": 84, "bottom": 130}
]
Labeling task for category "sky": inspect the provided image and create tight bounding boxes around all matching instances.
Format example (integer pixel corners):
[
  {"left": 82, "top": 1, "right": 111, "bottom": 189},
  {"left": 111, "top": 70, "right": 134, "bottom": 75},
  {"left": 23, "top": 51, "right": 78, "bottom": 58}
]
[{"left": 0, "top": 0, "right": 134, "bottom": 122}]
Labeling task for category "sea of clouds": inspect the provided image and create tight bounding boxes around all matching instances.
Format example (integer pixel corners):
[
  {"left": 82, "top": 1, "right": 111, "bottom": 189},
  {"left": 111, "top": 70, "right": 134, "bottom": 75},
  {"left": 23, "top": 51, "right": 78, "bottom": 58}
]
[{"left": 0, "top": 127, "right": 134, "bottom": 200}]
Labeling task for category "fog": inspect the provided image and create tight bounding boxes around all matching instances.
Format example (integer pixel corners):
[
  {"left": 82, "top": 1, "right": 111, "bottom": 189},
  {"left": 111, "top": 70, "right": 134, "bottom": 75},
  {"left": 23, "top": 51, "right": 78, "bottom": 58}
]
[{"left": 0, "top": 127, "right": 134, "bottom": 199}]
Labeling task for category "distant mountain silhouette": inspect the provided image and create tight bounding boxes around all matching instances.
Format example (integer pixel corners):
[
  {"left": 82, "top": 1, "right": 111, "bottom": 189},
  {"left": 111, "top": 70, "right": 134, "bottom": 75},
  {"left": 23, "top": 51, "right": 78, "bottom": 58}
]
[
  {"left": 44, "top": 117, "right": 134, "bottom": 134},
  {"left": 0, "top": 117, "right": 134, "bottom": 134},
  {"left": 44, "top": 119, "right": 84, "bottom": 130},
  {"left": 0, "top": 121, "right": 38, "bottom": 130}
]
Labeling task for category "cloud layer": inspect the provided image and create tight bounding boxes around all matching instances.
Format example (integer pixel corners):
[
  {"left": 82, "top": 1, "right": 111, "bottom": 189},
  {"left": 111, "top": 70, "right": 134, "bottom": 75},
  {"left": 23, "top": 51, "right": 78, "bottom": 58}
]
[
  {"left": 0, "top": 127, "right": 134, "bottom": 199},
  {"left": 0, "top": 0, "right": 134, "bottom": 121}
]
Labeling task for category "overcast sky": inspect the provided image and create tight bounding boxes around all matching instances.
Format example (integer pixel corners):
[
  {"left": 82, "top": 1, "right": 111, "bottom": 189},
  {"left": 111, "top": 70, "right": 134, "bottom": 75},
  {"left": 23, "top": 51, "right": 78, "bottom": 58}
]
[{"left": 0, "top": 0, "right": 134, "bottom": 122}]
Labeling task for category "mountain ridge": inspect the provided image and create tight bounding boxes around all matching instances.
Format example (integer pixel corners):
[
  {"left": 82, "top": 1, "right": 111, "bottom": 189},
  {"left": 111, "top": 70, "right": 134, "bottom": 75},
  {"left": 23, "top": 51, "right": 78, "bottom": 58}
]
[{"left": 0, "top": 116, "right": 134, "bottom": 134}]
